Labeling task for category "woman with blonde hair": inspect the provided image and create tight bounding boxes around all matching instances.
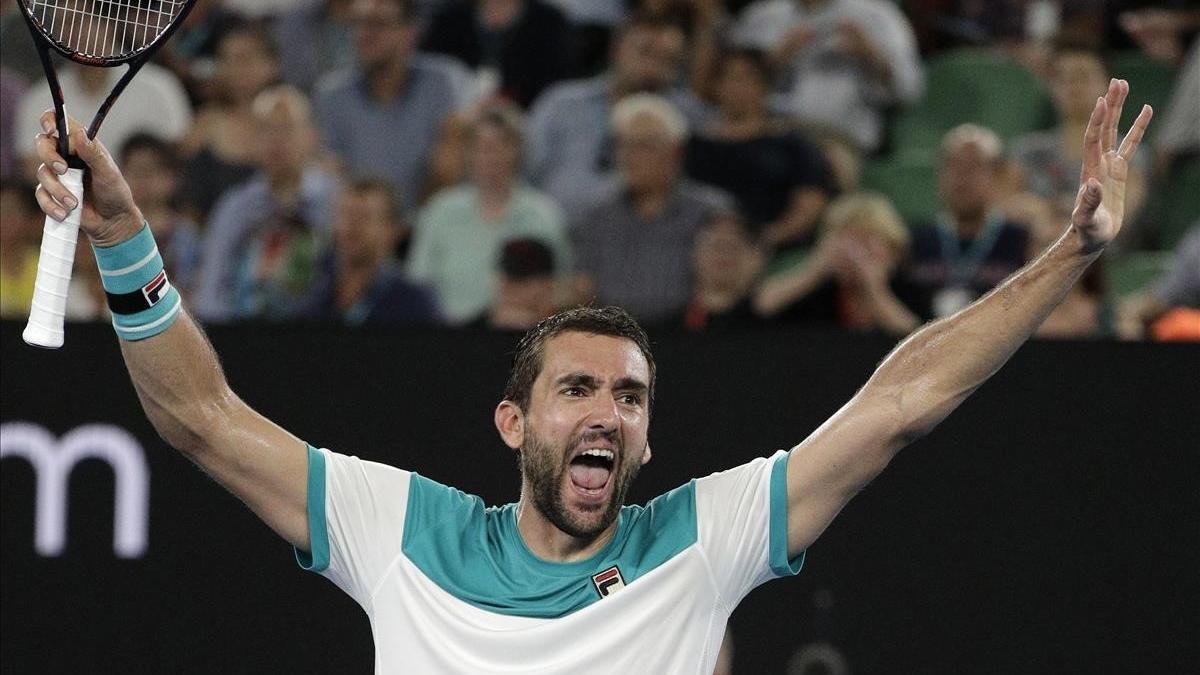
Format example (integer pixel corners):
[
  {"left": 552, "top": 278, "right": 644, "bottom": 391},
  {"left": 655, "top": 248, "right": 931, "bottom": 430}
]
[{"left": 754, "top": 191, "right": 920, "bottom": 334}]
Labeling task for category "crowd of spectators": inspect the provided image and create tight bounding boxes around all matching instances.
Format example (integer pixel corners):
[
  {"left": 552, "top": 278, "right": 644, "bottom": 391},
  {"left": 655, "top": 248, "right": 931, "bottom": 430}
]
[{"left": 0, "top": 0, "right": 1197, "bottom": 340}]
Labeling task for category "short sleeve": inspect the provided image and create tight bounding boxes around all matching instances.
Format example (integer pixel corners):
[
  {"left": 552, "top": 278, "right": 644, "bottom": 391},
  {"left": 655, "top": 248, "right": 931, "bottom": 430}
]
[
  {"left": 294, "top": 446, "right": 412, "bottom": 610},
  {"left": 694, "top": 450, "right": 804, "bottom": 608}
]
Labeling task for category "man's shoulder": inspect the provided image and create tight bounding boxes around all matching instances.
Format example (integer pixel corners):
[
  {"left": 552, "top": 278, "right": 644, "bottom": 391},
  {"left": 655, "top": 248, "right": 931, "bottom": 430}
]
[
  {"left": 313, "top": 68, "right": 362, "bottom": 102},
  {"left": 677, "top": 179, "right": 735, "bottom": 214},
  {"left": 531, "top": 76, "right": 608, "bottom": 114}
]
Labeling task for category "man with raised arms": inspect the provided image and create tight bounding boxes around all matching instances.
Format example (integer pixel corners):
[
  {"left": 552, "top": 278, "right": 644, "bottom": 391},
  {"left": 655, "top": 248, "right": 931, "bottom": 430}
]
[{"left": 28, "top": 80, "right": 1150, "bottom": 673}]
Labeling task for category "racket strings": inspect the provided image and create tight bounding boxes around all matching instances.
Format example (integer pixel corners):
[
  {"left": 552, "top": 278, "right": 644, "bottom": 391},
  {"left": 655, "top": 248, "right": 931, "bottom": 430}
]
[{"left": 26, "top": 0, "right": 186, "bottom": 59}]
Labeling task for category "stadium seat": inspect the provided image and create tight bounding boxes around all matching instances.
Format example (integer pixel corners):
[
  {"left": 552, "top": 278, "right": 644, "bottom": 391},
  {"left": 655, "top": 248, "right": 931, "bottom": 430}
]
[
  {"left": 861, "top": 155, "right": 941, "bottom": 226},
  {"left": 890, "top": 49, "right": 1055, "bottom": 160},
  {"left": 1107, "top": 51, "right": 1178, "bottom": 142},
  {"left": 1105, "top": 251, "right": 1173, "bottom": 297},
  {"left": 1144, "top": 155, "right": 1200, "bottom": 251}
]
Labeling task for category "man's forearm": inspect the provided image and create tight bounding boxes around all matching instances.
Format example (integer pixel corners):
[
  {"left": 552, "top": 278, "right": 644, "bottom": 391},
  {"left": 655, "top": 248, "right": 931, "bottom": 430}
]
[
  {"left": 867, "top": 227, "right": 1100, "bottom": 437},
  {"left": 119, "top": 309, "right": 237, "bottom": 456}
]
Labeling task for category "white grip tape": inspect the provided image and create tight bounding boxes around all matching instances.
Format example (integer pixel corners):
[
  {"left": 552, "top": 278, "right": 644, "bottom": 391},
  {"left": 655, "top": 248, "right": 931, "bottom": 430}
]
[{"left": 23, "top": 167, "right": 84, "bottom": 349}]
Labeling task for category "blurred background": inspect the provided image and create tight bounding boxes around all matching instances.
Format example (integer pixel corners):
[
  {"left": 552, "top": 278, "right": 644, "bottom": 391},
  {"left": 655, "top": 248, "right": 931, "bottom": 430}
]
[{"left": 1, "top": 1, "right": 1198, "bottom": 673}]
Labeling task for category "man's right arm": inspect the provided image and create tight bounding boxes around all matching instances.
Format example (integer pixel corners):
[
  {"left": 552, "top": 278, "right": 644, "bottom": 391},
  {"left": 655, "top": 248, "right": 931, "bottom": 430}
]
[{"left": 32, "top": 111, "right": 310, "bottom": 551}]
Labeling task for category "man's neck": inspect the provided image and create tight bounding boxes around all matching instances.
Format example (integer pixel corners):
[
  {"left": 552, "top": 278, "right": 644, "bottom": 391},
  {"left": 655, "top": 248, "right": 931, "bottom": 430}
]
[
  {"left": 515, "top": 495, "right": 618, "bottom": 562},
  {"left": 267, "top": 168, "right": 305, "bottom": 205},
  {"left": 715, "top": 109, "right": 767, "bottom": 140},
  {"left": 335, "top": 257, "right": 383, "bottom": 309},
  {"left": 628, "top": 182, "right": 674, "bottom": 221},
  {"left": 367, "top": 58, "right": 408, "bottom": 101},
  {"left": 951, "top": 210, "right": 987, "bottom": 239}
]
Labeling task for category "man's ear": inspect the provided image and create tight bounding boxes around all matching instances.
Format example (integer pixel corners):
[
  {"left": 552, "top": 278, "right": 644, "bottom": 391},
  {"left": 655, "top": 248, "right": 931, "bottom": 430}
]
[
  {"left": 640, "top": 442, "right": 652, "bottom": 465},
  {"left": 495, "top": 400, "right": 524, "bottom": 451}
]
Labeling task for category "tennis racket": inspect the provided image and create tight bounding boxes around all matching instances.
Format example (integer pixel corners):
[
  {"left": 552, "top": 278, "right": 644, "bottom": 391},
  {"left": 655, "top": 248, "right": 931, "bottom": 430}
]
[{"left": 19, "top": 0, "right": 198, "bottom": 349}]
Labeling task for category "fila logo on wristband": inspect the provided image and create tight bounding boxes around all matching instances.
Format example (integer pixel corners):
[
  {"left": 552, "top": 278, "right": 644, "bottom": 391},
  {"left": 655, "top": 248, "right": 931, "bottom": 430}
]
[{"left": 142, "top": 270, "right": 171, "bottom": 306}]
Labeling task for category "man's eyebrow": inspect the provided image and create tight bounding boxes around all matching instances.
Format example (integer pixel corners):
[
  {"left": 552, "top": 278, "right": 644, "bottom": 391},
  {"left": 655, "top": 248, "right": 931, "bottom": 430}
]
[
  {"left": 613, "top": 377, "right": 649, "bottom": 393},
  {"left": 555, "top": 373, "right": 599, "bottom": 388}
]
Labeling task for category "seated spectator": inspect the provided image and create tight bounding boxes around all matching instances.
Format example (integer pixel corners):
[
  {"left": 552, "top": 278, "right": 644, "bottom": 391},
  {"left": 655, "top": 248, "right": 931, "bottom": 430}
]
[
  {"left": 685, "top": 48, "right": 834, "bottom": 246},
  {"left": 120, "top": 134, "right": 202, "bottom": 295},
  {"left": 1010, "top": 45, "right": 1145, "bottom": 223},
  {"left": 678, "top": 213, "right": 766, "bottom": 332},
  {"left": 1152, "top": 38, "right": 1199, "bottom": 175},
  {"left": 410, "top": 103, "right": 569, "bottom": 324},
  {"left": 570, "top": 94, "right": 732, "bottom": 322},
  {"left": 540, "top": 0, "right": 626, "bottom": 78},
  {"left": 526, "top": 12, "right": 712, "bottom": 211},
  {"left": 904, "top": 125, "right": 1030, "bottom": 320},
  {"left": 0, "top": 179, "right": 39, "bottom": 318},
  {"left": 313, "top": 0, "right": 469, "bottom": 210},
  {"left": 1117, "top": 224, "right": 1200, "bottom": 342},
  {"left": 468, "top": 238, "right": 561, "bottom": 330},
  {"left": 194, "top": 86, "right": 338, "bottom": 322},
  {"left": 273, "top": 0, "right": 357, "bottom": 93},
  {"left": 179, "top": 22, "right": 280, "bottom": 220},
  {"left": 15, "top": 62, "right": 191, "bottom": 174},
  {"left": 303, "top": 178, "right": 441, "bottom": 325},
  {"left": 731, "top": 0, "right": 923, "bottom": 152},
  {"left": 422, "top": 0, "right": 572, "bottom": 108},
  {"left": 754, "top": 191, "right": 918, "bottom": 334}
]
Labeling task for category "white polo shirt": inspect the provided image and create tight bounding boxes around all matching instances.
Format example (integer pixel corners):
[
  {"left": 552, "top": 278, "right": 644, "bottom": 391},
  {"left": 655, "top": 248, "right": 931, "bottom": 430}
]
[{"left": 296, "top": 446, "right": 804, "bottom": 674}]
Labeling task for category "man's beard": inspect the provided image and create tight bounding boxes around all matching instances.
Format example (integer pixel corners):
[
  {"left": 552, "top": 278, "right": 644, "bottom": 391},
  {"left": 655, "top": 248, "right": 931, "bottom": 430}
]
[{"left": 520, "top": 425, "right": 641, "bottom": 540}]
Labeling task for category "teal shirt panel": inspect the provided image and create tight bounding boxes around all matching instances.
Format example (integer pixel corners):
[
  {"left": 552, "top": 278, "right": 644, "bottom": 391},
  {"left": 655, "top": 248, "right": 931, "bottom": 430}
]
[
  {"left": 769, "top": 450, "right": 805, "bottom": 576},
  {"left": 295, "top": 444, "right": 331, "bottom": 572},
  {"left": 401, "top": 473, "right": 697, "bottom": 618}
]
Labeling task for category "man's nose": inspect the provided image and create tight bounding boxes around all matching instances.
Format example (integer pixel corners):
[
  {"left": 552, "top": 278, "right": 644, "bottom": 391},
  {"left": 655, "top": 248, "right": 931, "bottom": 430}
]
[{"left": 585, "top": 393, "right": 620, "bottom": 430}]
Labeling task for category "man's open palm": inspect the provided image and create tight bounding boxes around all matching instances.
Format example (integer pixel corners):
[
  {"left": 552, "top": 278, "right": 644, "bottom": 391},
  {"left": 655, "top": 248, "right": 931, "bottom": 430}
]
[{"left": 1072, "top": 78, "right": 1153, "bottom": 252}]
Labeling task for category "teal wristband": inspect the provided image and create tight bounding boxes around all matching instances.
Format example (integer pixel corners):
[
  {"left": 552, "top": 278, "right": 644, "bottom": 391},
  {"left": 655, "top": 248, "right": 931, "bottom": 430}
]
[{"left": 93, "top": 223, "right": 182, "bottom": 341}]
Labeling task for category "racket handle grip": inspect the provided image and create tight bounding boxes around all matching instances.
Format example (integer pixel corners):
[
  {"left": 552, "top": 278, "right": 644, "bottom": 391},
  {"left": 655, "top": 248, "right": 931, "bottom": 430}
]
[{"left": 23, "top": 168, "right": 84, "bottom": 349}]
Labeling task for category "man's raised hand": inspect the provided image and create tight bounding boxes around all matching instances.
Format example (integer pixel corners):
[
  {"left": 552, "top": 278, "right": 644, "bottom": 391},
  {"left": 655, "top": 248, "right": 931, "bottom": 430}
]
[
  {"left": 33, "top": 110, "right": 143, "bottom": 247},
  {"left": 1071, "top": 78, "right": 1152, "bottom": 253}
]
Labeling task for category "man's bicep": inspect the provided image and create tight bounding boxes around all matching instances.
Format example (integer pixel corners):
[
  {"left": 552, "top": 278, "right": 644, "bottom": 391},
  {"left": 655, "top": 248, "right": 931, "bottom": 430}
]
[{"left": 785, "top": 392, "right": 905, "bottom": 557}]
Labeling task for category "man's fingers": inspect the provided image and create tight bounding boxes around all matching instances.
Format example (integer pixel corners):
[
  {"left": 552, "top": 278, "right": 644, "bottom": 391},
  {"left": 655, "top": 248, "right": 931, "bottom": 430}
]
[
  {"left": 1081, "top": 96, "right": 1105, "bottom": 179},
  {"left": 1101, "top": 79, "right": 1126, "bottom": 152},
  {"left": 35, "top": 162, "right": 78, "bottom": 210},
  {"left": 33, "top": 132, "right": 68, "bottom": 173},
  {"left": 1118, "top": 104, "right": 1154, "bottom": 160},
  {"left": 1072, "top": 178, "right": 1104, "bottom": 225},
  {"left": 35, "top": 183, "right": 69, "bottom": 221}
]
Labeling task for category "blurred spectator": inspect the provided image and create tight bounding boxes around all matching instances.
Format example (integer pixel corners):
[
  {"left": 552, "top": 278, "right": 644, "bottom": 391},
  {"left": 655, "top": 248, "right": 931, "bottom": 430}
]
[
  {"left": 633, "top": 0, "right": 730, "bottom": 101},
  {"left": 1010, "top": 45, "right": 1144, "bottom": 219},
  {"left": 1154, "top": 39, "right": 1199, "bottom": 173},
  {"left": 1003, "top": 192, "right": 1104, "bottom": 338},
  {"left": 526, "top": 12, "right": 711, "bottom": 211},
  {"left": 409, "top": 103, "right": 569, "bottom": 324},
  {"left": 313, "top": 0, "right": 469, "bottom": 210},
  {"left": 685, "top": 48, "right": 834, "bottom": 247},
  {"left": 180, "top": 23, "right": 281, "bottom": 220},
  {"left": 1118, "top": 7, "right": 1200, "bottom": 65},
  {"left": 541, "top": 0, "right": 626, "bottom": 78},
  {"left": 421, "top": 0, "right": 572, "bottom": 108},
  {"left": 570, "top": 94, "right": 732, "bottom": 322},
  {"left": 0, "top": 3, "right": 43, "bottom": 83},
  {"left": 1117, "top": 224, "right": 1200, "bottom": 341},
  {"left": 1, "top": 67, "right": 27, "bottom": 180},
  {"left": 467, "top": 237, "right": 561, "bottom": 330},
  {"left": 303, "top": 178, "right": 441, "bottom": 325},
  {"left": 120, "top": 134, "right": 203, "bottom": 295},
  {"left": 679, "top": 213, "right": 765, "bottom": 331},
  {"left": 273, "top": 0, "right": 357, "bottom": 93},
  {"left": 194, "top": 86, "right": 338, "bottom": 322},
  {"left": 731, "top": 0, "right": 924, "bottom": 152},
  {"left": 15, "top": 62, "right": 192, "bottom": 174},
  {"left": 904, "top": 125, "right": 1030, "bottom": 320},
  {"left": 0, "top": 179, "right": 39, "bottom": 319},
  {"left": 155, "top": 3, "right": 247, "bottom": 100},
  {"left": 754, "top": 191, "right": 918, "bottom": 334}
]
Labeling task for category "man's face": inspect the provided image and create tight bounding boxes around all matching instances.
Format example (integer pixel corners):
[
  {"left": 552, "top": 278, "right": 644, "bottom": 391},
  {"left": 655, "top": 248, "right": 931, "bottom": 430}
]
[
  {"left": 613, "top": 24, "right": 685, "bottom": 92},
  {"left": 938, "top": 143, "right": 997, "bottom": 220},
  {"left": 351, "top": 0, "right": 415, "bottom": 70},
  {"left": 1052, "top": 52, "right": 1108, "bottom": 122},
  {"left": 334, "top": 189, "right": 394, "bottom": 265},
  {"left": 254, "top": 101, "right": 316, "bottom": 176},
  {"left": 616, "top": 112, "right": 682, "bottom": 192},
  {"left": 715, "top": 56, "right": 767, "bottom": 117},
  {"left": 519, "top": 333, "right": 652, "bottom": 539},
  {"left": 123, "top": 149, "right": 176, "bottom": 207}
]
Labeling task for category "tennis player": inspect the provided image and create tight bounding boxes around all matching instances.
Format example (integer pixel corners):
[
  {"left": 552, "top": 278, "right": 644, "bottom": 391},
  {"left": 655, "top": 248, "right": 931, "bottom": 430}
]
[{"left": 30, "top": 79, "right": 1150, "bottom": 673}]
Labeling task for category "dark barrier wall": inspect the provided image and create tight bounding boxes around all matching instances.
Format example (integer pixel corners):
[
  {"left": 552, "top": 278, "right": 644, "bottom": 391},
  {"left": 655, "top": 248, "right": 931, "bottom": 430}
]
[{"left": 2, "top": 321, "right": 1198, "bottom": 674}]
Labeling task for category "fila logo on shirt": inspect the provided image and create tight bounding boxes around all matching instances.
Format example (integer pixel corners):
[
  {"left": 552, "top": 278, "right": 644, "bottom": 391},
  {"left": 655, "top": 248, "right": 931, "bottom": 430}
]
[
  {"left": 142, "top": 270, "right": 171, "bottom": 306},
  {"left": 591, "top": 565, "right": 625, "bottom": 598}
]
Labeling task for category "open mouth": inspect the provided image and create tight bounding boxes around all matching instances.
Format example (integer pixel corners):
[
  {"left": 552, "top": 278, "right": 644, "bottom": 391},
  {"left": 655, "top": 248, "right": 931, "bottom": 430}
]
[{"left": 568, "top": 448, "right": 615, "bottom": 500}]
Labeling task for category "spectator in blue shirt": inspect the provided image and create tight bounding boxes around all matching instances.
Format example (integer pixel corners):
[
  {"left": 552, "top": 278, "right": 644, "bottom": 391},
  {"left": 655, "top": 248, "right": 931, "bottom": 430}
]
[{"left": 304, "top": 177, "right": 441, "bottom": 326}]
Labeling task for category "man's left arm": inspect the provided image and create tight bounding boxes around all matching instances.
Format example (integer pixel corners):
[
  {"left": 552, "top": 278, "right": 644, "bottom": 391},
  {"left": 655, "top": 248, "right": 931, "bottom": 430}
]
[{"left": 783, "top": 80, "right": 1152, "bottom": 559}]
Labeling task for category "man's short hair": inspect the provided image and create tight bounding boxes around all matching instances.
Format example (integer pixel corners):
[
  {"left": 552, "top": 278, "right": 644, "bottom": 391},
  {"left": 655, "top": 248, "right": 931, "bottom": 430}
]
[
  {"left": 119, "top": 132, "right": 179, "bottom": 170},
  {"left": 612, "top": 93, "right": 688, "bottom": 142},
  {"left": 345, "top": 176, "right": 403, "bottom": 223},
  {"left": 503, "top": 306, "right": 656, "bottom": 414},
  {"left": 940, "top": 124, "right": 1003, "bottom": 165}
]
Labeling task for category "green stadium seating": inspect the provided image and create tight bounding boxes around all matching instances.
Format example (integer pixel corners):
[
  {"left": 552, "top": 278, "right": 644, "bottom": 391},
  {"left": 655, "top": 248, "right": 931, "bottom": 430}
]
[
  {"left": 1105, "top": 251, "right": 1173, "bottom": 297},
  {"left": 1144, "top": 155, "right": 1200, "bottom": 251},
  {"left": 1107, "top": 51, "right": 1178, "bottom": 142},
  {"left": 861, "top": 155, "right": 940, "bottom": 226},
  {"left": 890, "top": 49, "right": 1055, "bottom": 160}
]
